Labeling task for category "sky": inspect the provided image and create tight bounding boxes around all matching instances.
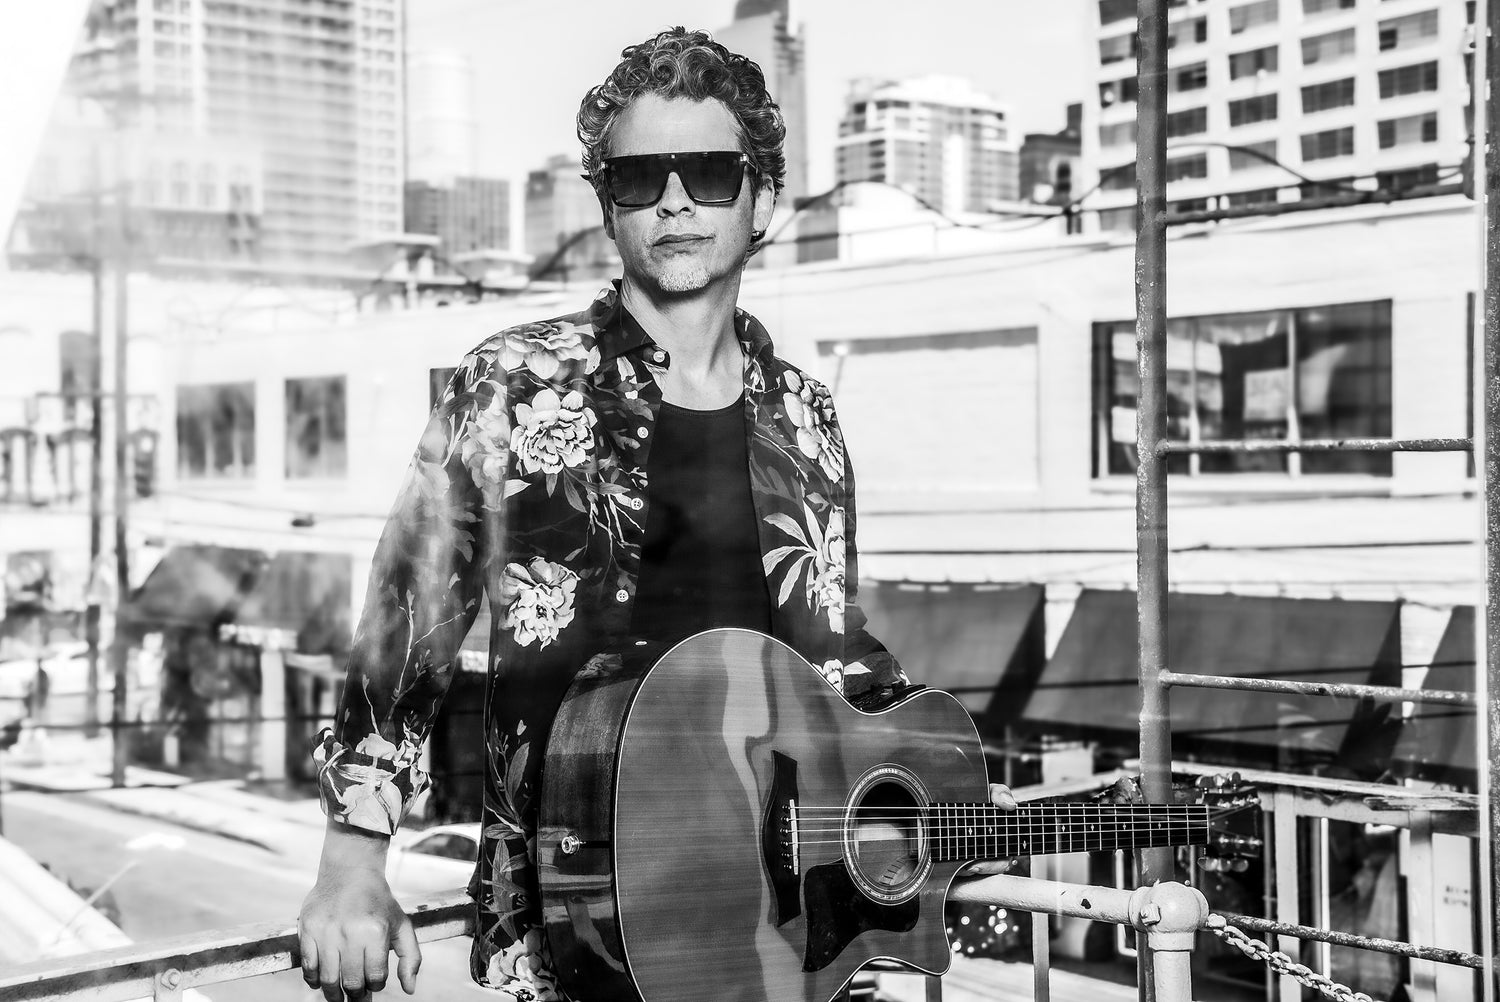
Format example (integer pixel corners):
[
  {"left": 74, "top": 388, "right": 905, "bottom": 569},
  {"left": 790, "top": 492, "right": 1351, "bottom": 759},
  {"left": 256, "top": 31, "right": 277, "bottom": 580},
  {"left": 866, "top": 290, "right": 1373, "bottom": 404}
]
[{"left": 406, "top": 0, "right": 1094, "bottom": 193}]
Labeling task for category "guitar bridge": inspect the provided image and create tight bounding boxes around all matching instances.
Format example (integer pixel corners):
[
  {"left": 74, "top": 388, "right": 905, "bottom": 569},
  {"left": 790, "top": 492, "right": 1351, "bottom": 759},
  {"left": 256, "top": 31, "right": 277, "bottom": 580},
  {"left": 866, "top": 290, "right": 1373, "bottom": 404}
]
[{"left": 761, "top": 751, "right": 802, "bottom": 926}]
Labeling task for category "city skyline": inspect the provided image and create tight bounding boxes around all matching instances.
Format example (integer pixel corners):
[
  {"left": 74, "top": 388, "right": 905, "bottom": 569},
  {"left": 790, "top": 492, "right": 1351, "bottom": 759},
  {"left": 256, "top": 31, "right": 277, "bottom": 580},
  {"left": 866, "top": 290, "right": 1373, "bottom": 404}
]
[{"left": 407, "top": 0, "right": 1092, "bottom": 196}]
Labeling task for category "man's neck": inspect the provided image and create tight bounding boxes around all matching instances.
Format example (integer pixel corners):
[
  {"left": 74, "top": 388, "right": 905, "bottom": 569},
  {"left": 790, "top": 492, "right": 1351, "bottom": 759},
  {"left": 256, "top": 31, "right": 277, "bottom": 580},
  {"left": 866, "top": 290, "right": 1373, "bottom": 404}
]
[{"left": 620, "top": 276, "right": 745, "bottom": 408}]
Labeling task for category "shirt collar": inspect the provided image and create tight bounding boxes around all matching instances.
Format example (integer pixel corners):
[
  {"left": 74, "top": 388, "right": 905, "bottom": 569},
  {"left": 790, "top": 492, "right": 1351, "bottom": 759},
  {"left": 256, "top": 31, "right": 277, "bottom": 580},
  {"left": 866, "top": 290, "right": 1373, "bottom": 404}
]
[{"left": 589, "top": 281, "right": 777, "bottom": 372}]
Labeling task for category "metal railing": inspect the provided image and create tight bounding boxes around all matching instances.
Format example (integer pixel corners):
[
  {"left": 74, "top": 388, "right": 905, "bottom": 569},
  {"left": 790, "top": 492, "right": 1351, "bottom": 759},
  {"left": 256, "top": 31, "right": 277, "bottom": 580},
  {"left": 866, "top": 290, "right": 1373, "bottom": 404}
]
[{"left": 1126, "top": 0, "right": 1496, "bottom": 1000}]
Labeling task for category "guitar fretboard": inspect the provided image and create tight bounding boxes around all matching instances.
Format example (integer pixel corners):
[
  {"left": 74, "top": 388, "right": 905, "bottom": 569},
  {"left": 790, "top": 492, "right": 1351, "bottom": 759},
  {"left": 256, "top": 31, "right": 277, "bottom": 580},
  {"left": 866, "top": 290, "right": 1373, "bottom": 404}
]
[{"left": 928, "top": 803, "right": 1208, "bottom": 862}]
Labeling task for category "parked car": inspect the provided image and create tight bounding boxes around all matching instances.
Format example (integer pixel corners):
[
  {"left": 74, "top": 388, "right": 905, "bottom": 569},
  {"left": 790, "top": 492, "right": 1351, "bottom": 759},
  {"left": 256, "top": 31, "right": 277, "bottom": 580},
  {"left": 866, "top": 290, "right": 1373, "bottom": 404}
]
[{"left": 386, "top": 823, "right": 479, "bottom": 897}]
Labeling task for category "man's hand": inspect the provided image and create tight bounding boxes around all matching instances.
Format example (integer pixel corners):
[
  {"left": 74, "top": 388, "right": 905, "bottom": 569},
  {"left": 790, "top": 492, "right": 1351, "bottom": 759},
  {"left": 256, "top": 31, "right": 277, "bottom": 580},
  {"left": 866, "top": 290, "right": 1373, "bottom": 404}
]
[
  {"left": 298, "top": 824, "right": 421, "bottom": 1001},
  {"left": 965, "top": 783, "right": 1020, "bottom": 876}
]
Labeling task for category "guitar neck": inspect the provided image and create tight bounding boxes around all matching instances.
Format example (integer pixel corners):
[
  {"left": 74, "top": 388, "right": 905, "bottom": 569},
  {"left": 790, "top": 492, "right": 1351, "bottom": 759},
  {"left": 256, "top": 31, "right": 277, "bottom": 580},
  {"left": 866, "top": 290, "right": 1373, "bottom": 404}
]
[{"left": 929, "top": 803, "right": 1208, "bottom": 862}]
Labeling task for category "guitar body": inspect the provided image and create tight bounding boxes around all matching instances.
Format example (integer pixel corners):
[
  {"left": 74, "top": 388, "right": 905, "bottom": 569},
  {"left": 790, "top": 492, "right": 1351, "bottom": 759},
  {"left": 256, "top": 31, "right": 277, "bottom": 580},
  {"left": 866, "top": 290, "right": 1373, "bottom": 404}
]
[{"left": 538, "top": 629, "right": 987, "bottom": 1002}]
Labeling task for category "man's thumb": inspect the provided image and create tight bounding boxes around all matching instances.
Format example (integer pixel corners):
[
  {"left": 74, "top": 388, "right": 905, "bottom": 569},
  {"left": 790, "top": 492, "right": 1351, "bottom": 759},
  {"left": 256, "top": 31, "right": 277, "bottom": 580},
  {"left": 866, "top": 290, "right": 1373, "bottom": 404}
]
[{"left": 392, "top": 916, "right": 422, "bottom": 994}]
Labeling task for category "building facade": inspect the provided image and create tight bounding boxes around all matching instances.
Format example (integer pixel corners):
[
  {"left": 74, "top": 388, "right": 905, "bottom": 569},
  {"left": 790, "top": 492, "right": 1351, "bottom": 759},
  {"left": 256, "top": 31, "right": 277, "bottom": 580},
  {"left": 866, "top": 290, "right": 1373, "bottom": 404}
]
[
  {"left": 714, "top": 0, "right": 810, "bottom": 206},
  {"left": 404, "top": 176, "right": 510, "bottom": 261},
  {"left": 523, "top": 153, "right": 618, "bottom": 283},
  {"left": 405, "top": 49, "right": 476, "bottom": 188},
  {"left": 1020, "top": 103, "right": 1083, "bottom": 206},
  {"left": 32, "top": 0, "right": 406, "bottom": 274},
  {"left": 1082, "top": 0, "right": 1472, "bottom": 232},
  {"left": 835, "top": 75, "right": 1021, "bottom": 214}
]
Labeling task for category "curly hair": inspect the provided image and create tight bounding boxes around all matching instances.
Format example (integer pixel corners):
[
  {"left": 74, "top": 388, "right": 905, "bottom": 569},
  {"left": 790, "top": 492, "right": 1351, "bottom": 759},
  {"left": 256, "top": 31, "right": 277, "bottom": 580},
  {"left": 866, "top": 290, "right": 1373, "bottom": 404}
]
[{"left": 578, "top": 27, "right": 787, "bottom": 197}]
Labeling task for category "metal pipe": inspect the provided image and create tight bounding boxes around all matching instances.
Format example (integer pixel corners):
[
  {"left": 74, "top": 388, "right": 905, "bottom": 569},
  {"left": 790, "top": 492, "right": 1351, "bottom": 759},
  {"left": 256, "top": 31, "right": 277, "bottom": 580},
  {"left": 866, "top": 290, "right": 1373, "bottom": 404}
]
[
  {"left": 1157, "top": 436, "right": 1472, "bottom": 455},
  {"left": 1132, "top": 0, "right": 1174, "bottom": 905},
  {"left": 1214, "top": 913, "right": 1485, "bottom": 970},
  {"left": 1157, "top": 671, "right": 1478, "bottom": 705},
  {"left": 1482, "top": 0, "right": 1500, "bottom": 994}
]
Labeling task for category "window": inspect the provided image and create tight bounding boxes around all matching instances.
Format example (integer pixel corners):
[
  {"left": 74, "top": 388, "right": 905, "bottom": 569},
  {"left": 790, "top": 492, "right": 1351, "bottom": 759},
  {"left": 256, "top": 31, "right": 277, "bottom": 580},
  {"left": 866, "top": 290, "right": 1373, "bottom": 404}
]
[
  {"left": 1092, "top": 301, "right": 1392, "bottom": 477},
  {"left": 285, "top": 376, "right": 346, "bottom": 479},
  {"left": 1167, "top": 106, "right": 1208, "bottom": 138},
  {"left": 1166, "top": 153, "right": 1209, "bottom": 182},
  {"left": 177, "top": 382, "right": 255, "bottom": 479},
  {"left": 1302, "top": 126, "right": 1355, "bottom": 160},
  {"left": 1230, "top": 45, "right": 1279, "bottom": 80},
  {"left": 1100, "top": 32, "right": 1136, "bottom": 65},
  {"left": 1378, "top": 61, "right": 1439, "bottom": 98},
  {"left": 1100, "top": 76, "right": 1138, "bottom": 105},
  {"left": 1227, "top": 187, "right": 1282, "bottom": 207},
  {"left": 1302, "top": 77, "right": 1356, "bottom": 113},
  {"left": 409, "top": 832, "right": 476, "bottom": 860},
  {"left": 1300, "top": 175, "right": 1354, "bottom": 198},
  {"left": 1099, "top": 206, "right": 1139, "bottom": 232},
  {"left": 1378, "top": 10, "right": 1439, "bottom": 50},
  {"left": 1376, "top": 162, "right": 1440, "bottom": 190},
  {"left": 1174, "top": 62, "right": 1209, "bottom": 92},
  {"left": 1301, "top": 28, "right": 1356, "bottom": 65},
  {"left": 1169, "top": 16, "right": 1209, "bottom": 48},
  {"left": 170, "top": 161, "right": 190, "bottom": 206},
  {"left": 197, "top": 163, "right": 216, "bottom": 209},
  {"left": 1100, "top": 119, "right": 1138, "bottom": 148},
  {"left": 1101, "top": 161, "right": 1137, "bottom": 191},
  {"left": 1230, "top": 0, "right": 1279, "bottom": 33},
  {"left": 1377, "top": 111, "right": 1439, "bottom": 148},
  {"left": 1229, "top": 139, "right": 1278, "bottom": 170},
  {"left": 1099, "top": 0, "right": 1135, "bottom": 25},
  {"left": 1303, "top": 0, "right": 1355, "bottom": 13},
  {"left": 1229, "top": 93, "right": 1279, "bottom": 126}
]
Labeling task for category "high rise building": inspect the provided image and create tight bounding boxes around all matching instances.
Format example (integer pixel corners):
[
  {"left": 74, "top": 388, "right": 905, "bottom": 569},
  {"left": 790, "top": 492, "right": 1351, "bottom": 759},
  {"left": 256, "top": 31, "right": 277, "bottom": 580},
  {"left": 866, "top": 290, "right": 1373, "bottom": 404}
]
[
  {"left": 31, "top": 0, "right": 406, "bottom": 275},
  {"left": 523, "top": 153, "right": 617, "bottom": 282},
  {"left": 407, "top": 49, "right": 476, "bottom": 187},
  {"left": 834, "top": 76, "right": 1021, "bottom": 214},
  {"left": 1083, "top": 0, "right": 1472, "bottom": 232},
  {"left": 404, "top": 176, "right": 509, "bottom": 258},
  {"left": 715, "top": 0, "right": 809, "bottom": 205}
]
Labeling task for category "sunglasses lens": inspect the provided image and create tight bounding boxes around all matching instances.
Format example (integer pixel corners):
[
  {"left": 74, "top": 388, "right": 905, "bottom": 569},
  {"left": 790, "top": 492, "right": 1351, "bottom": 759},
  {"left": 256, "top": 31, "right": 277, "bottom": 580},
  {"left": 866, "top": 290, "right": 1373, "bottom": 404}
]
[
  {"left": 604, "top": 153, "right": 746, "bottom": 207},
  {"left": 680, "top": 154, "right": 744, "bottom": 203},
  {"left": 607, "top": 159, "right": 669, "bottom": 208}
]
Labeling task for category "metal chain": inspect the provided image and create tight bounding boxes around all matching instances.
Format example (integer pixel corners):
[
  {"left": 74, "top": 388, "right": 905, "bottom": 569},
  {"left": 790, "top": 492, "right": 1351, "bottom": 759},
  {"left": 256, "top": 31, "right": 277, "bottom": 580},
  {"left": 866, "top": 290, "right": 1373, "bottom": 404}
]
[{"left": 1204, "top": 914, "right": 1379, "bottom": 1002}]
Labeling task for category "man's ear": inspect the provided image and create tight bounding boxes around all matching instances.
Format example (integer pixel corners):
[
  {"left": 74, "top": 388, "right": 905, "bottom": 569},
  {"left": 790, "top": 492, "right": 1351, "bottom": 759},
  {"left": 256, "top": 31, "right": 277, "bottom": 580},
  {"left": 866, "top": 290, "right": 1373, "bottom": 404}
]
[{"left": 752, "top": 179, "right": 777, "bottom": 236}]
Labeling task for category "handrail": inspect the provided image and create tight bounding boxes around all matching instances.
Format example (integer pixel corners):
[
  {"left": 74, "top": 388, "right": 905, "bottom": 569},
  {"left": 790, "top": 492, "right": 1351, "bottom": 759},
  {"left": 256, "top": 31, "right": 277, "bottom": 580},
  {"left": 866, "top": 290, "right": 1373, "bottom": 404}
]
[
  {"left": 1157, "top": 437, "right": 1473, "bottom": 456},
  {"left": 0, "top": 892, "right": 472, "bottom": 1002},
  {"left": 1157, "top": 671, "right": 1478, "bottom": 706}
]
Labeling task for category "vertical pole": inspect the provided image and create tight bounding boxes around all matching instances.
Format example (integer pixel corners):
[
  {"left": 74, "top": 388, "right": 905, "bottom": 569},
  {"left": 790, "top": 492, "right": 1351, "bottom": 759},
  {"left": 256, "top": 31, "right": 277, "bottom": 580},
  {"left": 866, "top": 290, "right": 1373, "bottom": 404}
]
[
  {"left": 1480, "top": 0, "right": 1500, "bottom": 996},
  {"left": 85, "top": 145, "right": 105, "bottom": 740},
  {"left": 1134, "top": 1, "right": 1173, "bottom": 997},
  {"left": 109, "top": 146, "right": 131, "bottom": 789}
]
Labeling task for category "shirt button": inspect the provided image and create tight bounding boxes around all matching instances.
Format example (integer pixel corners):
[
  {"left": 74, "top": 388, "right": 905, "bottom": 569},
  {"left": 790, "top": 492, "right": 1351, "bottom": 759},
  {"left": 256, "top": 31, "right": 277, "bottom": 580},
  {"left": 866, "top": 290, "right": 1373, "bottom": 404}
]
[
  {"left": 637, "top": 426, "right": 649, "bottom": 438},
  {"left": 628, "top": 496, "right": 644, "bottom": 510},
  {"left": 651, "top": 349, "right": 667, "bottom": 364},
  {"left": 615, "top": 588, "right": 630, "bottom": 603}
]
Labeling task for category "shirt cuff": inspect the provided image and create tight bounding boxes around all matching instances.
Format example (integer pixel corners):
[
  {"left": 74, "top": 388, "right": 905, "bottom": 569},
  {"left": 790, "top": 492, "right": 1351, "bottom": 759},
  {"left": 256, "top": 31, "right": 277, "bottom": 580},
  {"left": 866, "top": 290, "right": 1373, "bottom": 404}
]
[{"left": 312, "top": 727, "right": 429, "bottom": 836}]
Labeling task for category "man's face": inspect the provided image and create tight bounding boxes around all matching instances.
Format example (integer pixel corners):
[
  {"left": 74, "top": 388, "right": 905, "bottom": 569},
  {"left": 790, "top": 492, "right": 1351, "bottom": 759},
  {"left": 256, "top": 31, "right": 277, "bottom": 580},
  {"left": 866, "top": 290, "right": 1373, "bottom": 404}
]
[{"left": 601, "top": 93, "right": 776, "bottom": 297}]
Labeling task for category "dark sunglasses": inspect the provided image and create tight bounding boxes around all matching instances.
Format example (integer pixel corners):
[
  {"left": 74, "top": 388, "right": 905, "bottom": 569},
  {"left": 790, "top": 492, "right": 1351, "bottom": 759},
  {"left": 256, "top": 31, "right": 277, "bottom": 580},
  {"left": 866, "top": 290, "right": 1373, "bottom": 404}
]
[{"left": 593, "top": 151, "right": 753, "bottom": 208}]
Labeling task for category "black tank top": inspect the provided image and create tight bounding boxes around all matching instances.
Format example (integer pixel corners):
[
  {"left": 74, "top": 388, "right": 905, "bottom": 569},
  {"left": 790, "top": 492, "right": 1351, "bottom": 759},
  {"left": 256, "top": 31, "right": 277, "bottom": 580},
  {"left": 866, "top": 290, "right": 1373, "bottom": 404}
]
[{"left": 629, "top": 392, "right": 774, "bottom": 644}]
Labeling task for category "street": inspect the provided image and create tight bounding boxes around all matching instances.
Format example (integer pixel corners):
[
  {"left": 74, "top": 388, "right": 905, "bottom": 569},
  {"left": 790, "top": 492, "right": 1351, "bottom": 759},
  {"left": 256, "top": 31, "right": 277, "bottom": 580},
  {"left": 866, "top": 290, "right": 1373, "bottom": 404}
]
[{"left": 2, "top": 790, "right": 495, "bottom": 1001}]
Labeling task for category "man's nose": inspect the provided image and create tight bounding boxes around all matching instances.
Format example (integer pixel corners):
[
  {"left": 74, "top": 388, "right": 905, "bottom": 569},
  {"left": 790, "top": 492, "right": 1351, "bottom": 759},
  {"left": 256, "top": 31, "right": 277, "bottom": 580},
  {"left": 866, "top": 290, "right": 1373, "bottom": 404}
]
[{"left": 656, "top": 170, "right": 695, "bottom": 214}]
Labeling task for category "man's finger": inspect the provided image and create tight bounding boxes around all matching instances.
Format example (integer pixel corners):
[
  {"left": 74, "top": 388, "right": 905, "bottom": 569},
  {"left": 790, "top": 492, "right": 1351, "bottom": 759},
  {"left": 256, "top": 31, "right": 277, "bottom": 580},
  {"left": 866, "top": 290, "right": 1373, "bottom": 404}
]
[
  {"left": 392, "top": 915, "right": 422, "bottom": 995},
  {"left": 317, "top": 942, "right": 343, "bottom": 1002},
  {"left": 341, "top": 941, "right": 370, "bottom": 1002},
  {"left": 298, "top": 931, "right": 320, "bottom": 989},
  {"left": 988, "top": 783, "right": 1018, "bottom": 810},
  {"left": 364, "top": 935, "right": 390, "bottom": 995}
]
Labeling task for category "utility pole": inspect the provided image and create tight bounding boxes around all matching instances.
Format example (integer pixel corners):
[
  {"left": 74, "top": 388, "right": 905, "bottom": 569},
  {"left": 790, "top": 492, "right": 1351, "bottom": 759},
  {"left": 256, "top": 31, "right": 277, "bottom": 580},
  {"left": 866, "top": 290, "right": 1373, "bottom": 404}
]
[
  {"left": 84, "top": 144, "right": 105, "bottom": 740},
  {"left": 108, "top": 118, "right": 131, "bottom": 788}
]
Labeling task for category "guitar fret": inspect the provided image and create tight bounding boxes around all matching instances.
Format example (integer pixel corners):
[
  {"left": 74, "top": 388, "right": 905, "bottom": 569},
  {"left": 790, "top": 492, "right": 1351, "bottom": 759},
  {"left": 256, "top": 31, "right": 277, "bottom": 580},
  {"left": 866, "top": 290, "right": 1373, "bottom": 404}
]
[{"left": 928, "top": 802, "right": 1210, "bottom": 862}]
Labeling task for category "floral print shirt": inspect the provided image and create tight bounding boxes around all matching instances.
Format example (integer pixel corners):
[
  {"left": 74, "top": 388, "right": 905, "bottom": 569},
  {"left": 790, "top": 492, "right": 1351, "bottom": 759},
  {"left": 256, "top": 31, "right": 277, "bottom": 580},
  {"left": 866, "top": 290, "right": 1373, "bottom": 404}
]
[{"left": 313, "top": 284, "right": 908, "bottom": 1000}]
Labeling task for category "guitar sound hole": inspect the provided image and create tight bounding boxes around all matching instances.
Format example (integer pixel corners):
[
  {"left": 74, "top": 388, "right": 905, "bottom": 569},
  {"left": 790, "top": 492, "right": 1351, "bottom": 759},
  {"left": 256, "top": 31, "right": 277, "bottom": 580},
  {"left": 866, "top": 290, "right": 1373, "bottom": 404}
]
[{"left": 850, "top": 781, "right": 924, "bottom": 896}]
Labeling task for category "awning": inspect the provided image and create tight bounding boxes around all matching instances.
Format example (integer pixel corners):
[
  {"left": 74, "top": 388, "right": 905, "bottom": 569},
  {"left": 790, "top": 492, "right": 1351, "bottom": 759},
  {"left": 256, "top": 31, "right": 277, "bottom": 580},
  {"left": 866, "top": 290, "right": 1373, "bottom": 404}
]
[
  {"left": 1024, "top": 588, "right": 1403, "bottom": 775},
  {"left": 232, "top": 551, "right": 353, "bottom": 656},
  {"left": 855, "top": 581, "right": 1045, "bottom": 737},
  {"left": 1392, "top": 605, "right": 1477, "bottom": 784},
  {"left": 123, "top": 544, "right": 267, "bottom": 632}
]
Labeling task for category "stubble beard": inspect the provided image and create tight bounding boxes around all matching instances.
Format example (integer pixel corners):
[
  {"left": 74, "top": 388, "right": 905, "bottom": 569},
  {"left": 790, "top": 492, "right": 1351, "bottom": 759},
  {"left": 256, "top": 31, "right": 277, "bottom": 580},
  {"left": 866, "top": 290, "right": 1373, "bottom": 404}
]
[{"left": 652, "top": 258, "right": 713, "bottom": 294}]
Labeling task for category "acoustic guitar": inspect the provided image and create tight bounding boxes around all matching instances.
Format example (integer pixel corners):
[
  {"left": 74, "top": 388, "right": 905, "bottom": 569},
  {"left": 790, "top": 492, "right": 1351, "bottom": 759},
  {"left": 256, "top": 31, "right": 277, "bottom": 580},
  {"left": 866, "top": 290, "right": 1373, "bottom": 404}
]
[{"left": 538, "top": 628, "right": 1255, "bottom": 1002}]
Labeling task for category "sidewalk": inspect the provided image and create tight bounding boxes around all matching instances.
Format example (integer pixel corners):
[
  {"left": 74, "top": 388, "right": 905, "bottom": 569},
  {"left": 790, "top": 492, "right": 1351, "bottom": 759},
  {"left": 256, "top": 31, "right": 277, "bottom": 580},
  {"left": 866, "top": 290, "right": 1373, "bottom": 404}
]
[{"left": 1, "top": 731, "right": 325, "bottom": 856}]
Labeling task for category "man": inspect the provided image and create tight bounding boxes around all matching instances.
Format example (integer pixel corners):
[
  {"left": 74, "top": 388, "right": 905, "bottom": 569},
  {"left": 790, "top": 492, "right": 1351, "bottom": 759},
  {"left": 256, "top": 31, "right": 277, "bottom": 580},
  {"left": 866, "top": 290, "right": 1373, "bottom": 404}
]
[{"left": 298, "top": 27, "right": 1014, "bottom": 1001}]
